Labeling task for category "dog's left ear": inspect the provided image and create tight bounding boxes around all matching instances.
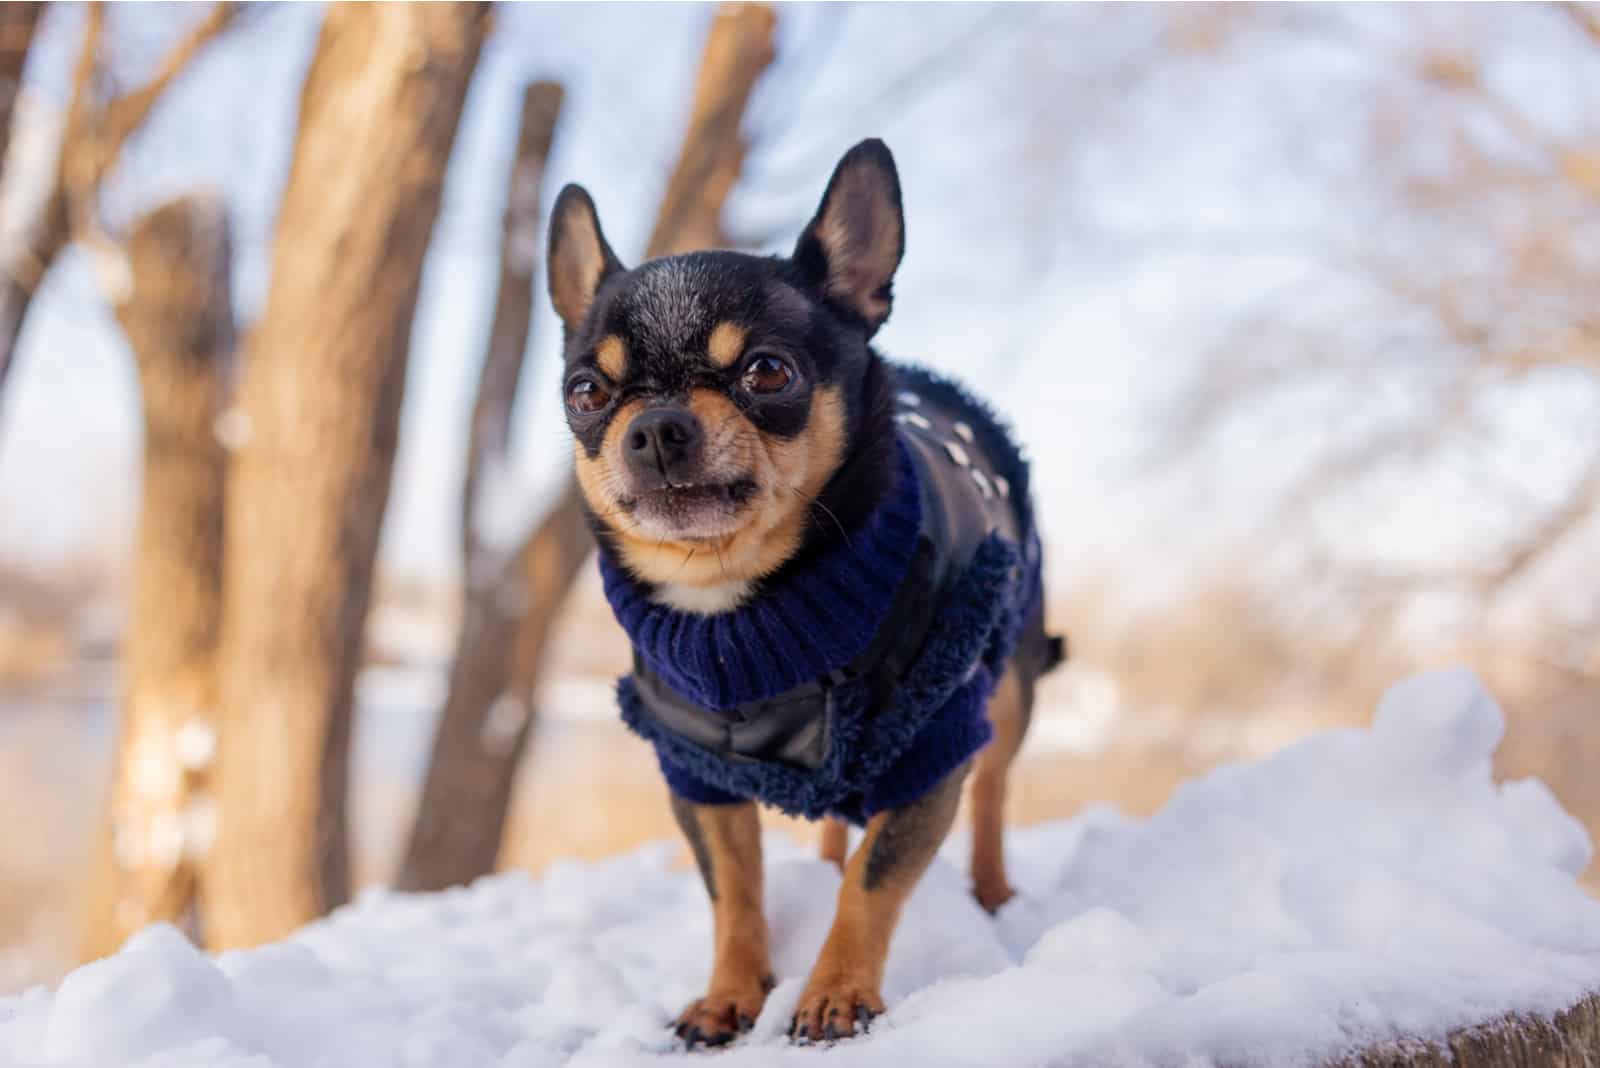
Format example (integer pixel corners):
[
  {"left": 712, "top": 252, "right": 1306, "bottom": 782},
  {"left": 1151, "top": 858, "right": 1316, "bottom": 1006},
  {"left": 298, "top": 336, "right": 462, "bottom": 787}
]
[
  {"left": 792, "top": 138, "right": 904, "bottom": 336},
  {"left": 548, "top": 184, "right": 625, "bottom": 335}
]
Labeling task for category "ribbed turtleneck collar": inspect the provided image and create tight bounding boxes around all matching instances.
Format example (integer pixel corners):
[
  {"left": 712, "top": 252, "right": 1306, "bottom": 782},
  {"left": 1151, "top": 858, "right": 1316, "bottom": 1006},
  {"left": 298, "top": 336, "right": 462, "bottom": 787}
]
[{"left": 598, "top": 439, "right": 923, "bottom": 712}]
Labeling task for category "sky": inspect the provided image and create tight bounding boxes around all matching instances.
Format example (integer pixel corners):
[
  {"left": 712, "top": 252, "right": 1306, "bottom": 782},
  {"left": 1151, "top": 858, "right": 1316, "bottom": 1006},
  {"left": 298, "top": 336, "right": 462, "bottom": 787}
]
[{"left": 0, "top": 2, "right": 1592, "bottom": 628}]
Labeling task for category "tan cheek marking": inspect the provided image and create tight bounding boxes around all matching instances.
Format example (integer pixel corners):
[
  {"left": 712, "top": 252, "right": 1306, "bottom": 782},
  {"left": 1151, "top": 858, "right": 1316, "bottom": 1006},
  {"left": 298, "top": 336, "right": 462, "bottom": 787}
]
[
  {"left": 720, "top": 385, "right": 846, "bottom": 582},
  {"left": 767, "top": 384, "right": 846, "bottom": 503},
  {"left": 707, "top": 322, "right": 747, "bottom": 369},
  {"left": 595, "top": 335, "right": 626, "bottom": 381}
]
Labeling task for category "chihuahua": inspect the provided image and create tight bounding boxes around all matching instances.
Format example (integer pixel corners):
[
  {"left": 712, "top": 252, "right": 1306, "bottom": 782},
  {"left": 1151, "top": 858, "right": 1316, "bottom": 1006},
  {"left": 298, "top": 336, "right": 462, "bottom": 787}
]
[{"left": 548, "top": 139, "right": 1062, "bottom": 1047}]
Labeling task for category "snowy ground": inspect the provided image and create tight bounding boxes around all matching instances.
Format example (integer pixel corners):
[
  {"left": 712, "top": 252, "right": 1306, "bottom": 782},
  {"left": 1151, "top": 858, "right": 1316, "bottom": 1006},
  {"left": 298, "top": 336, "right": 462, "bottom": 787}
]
[{"left": 3, "top": 668, "right": 1599, "bottom": 1067}]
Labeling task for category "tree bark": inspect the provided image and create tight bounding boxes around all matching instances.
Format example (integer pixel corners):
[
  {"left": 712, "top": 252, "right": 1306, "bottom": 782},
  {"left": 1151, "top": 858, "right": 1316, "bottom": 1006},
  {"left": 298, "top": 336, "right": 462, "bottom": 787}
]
[
  {"left": 80, "top": 193, "right": 233, "bottom": 962},
  {"left": 203, "top": 1, "right": 488, "bottom": 950},
  {"left": 395, "top": 1, "right": 778, "bottom": 894},
  {"left": 1331, "top": 992, "right": 1600, "bottom": 1068}
]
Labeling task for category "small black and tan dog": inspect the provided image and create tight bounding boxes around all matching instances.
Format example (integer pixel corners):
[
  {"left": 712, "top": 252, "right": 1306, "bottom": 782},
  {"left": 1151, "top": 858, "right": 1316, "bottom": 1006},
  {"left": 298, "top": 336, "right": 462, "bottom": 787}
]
[{"left": 548, "top": 139, "right": 1062, "bottom": 1047}]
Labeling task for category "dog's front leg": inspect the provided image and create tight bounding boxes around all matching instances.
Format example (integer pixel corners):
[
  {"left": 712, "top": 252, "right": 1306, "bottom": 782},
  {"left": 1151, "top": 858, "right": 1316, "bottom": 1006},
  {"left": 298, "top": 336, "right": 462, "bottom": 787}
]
[
  {"left": 670, "top": 797, "right": 773, "bottom": 1048},
  {"left": 789, "top": 763, "right": 970, "bottom": 1043}
]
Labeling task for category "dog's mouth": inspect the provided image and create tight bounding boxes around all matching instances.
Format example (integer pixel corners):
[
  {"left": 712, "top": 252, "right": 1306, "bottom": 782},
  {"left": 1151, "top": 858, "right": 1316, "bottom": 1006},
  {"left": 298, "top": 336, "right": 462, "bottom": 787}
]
[{"left": 620, "top": 477, "right": 760, "bottom": 540}]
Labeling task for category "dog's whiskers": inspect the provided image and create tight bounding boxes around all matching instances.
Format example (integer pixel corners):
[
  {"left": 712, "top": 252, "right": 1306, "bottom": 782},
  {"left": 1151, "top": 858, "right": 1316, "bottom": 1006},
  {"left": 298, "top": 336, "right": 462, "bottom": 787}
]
[
  {"left": 667, "top": 546, "right": 699, "bottom": 581},
  {"left": 792, "top": 484, "right": 853, "bottom": 553}
]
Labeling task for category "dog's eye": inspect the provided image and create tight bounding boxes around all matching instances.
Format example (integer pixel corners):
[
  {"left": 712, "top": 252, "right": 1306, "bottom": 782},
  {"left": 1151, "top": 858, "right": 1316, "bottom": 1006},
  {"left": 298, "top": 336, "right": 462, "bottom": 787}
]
[
  {"left": 740, "top": 354, "right": 794, "bottom": 395},
  {"left": 565, "top": 376, "right": 612, "bottom": 415}
]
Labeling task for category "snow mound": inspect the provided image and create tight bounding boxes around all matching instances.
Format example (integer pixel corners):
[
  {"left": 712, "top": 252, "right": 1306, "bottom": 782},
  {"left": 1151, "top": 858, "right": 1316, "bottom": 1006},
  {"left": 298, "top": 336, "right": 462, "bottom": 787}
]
[{"left": 5, "top": 668, "right": 1599, "bottom": 1067}]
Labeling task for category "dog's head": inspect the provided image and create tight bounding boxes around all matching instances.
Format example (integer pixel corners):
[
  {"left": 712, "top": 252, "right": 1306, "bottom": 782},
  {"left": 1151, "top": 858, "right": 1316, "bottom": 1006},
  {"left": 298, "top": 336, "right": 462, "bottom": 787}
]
[{"left": 549, "top": 139, "right": 904, "bottom": 612}]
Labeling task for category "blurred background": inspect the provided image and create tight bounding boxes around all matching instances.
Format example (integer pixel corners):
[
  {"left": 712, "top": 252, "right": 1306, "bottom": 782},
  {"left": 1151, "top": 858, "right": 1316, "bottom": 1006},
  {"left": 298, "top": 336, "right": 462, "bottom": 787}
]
[{"left": 1, "top": 0, "right": 1597, "bottom": 990}]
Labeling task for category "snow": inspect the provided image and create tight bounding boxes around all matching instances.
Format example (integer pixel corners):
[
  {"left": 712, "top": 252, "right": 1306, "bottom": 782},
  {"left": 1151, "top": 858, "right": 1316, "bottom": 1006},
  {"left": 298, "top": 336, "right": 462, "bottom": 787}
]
[{"left": 4, "top": 668, "right": 1599, "bottom": 1068}]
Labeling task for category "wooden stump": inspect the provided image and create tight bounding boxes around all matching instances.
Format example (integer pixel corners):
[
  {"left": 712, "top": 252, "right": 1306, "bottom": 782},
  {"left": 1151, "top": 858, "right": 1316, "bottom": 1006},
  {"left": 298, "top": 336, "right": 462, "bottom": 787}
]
[{"left": 1331, "top": 992, "right": 1600, "bottom": 1068}]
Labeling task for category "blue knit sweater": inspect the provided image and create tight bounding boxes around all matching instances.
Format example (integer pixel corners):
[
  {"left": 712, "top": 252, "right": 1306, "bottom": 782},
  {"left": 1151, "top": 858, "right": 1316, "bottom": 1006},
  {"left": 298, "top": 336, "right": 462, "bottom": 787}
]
[{"left": 602, "top": 365, "right": 1039, "bottom": 824}]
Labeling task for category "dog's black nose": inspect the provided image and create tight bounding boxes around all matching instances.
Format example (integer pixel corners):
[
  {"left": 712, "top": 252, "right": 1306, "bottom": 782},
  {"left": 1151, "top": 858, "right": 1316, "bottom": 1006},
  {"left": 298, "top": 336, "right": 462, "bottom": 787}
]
[{"left": 625, "top": 406, "right": 704, "bottom": 482}]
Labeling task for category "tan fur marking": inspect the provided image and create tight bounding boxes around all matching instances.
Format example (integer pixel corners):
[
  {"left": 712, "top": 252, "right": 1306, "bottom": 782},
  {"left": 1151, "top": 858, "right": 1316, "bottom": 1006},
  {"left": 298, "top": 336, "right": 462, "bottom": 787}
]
[
  {"left": 605, "top": 385, "right": 848, "bottom": 592},
  {"left": 792, "top": 769, "right": 966, "bottom": 1041},
  {"left": 971, "top": 667, "right": 1026, "bottom": 913},
  {"left": 675, "top": 801, "right": 772, "bottom": 1043},
  {"left": 707, "top": 321, "right": 747, "bottom": 369},
  {"left": 595, "top": 335, "right": 626, "bottom": 381},
  {"left": 819, "top": 817, "right": 849, "bottom": 869}
]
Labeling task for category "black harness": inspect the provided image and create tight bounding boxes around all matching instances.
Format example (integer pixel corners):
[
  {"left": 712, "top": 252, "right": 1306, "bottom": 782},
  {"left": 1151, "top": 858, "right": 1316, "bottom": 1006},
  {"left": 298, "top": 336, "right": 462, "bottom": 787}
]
[{"left": 628, "top": 394, "right": 1027, "bottom": 772}]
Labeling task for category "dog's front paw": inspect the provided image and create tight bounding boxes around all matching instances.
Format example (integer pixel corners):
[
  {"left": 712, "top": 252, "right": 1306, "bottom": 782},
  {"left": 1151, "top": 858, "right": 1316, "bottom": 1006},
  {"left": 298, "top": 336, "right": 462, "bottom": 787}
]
[
  {"left": 674, "top": 977, "right": 773, "bottom": 1050},
  {"left": 787, "top": 980, "right": 885, "bottom": 1044},
  {"left": 974, "top": 878, "right": 1016, "bottom": 914}
]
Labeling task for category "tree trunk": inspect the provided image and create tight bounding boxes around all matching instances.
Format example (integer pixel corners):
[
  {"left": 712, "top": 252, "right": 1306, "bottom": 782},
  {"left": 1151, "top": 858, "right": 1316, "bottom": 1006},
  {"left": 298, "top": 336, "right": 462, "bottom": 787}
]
[
  {"left": 396, "top": 1, "right": 778, "bottom": 894},
  {"left": 395, "top": 81, "right": 568, "bottom": 890},
  {"left": 397, "top": 483, "right": 591, "bottom": 890},
  {"left": 203, "top": 1, "right": 488, "bottom": 950},
  {"left": 0, "top": 3, "right": 44, "bottom": 190},
  {"left": 79, "top": 193, "right": 234, "bottom": 962},
  {"left": 647, "top": 3, "right": 777, "bottom": 257},
  {"left": 1331, "top": 992, "right": 1600, "bottom": 1067}
]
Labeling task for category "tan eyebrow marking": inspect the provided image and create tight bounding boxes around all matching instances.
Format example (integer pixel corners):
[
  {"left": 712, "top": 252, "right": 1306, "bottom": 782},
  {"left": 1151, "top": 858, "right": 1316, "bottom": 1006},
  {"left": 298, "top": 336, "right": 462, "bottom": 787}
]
[
  {"left": 707, "top": 321, "right": 747, "bottom": 369},
  {"left": 595, "top": 335, "right": 626, "bottom": 380}
]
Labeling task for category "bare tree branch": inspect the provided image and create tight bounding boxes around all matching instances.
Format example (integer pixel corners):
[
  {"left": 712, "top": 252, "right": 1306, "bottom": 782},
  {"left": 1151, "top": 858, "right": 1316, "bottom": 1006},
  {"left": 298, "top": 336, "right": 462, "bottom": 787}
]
[
  {"left": 0, "top": 2, "right": 238, "bottom": 414},
  {"left": 1477, "top": 457, "right": 1600, "bottom": 594},
  {"left": 461, "top": 81, "right": 565, "bottom": 564},
  {"left": 1555, "top": 1, "right": 1600, "bottom": 48},
  {"left": 99, "top": 3, "right": 237, "bottom": 165}
]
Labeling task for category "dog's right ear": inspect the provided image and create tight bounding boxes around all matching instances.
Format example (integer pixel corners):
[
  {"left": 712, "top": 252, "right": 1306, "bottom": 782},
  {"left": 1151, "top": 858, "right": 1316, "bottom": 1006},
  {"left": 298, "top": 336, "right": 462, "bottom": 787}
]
[
  {"left": 792, "top": 139, "right": 904, "bottom": 336},
  {"left": 548, "top": 184, "right": 624, "bottom": 334}
]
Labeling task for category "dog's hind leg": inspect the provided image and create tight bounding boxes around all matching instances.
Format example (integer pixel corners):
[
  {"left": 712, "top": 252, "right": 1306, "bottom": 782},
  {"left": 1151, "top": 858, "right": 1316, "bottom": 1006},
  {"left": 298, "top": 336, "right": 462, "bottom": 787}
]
[
  {"left": 670, "top": 797, "right": 773, "bottom": 1049},
  {"left": 789, "top": 764, "right": 968, "bottom": 1043},
  {"left": 971, "top": 666, "right": 1031, "bottom": 913},
  {"left": 819, "top": 817, "right": 849, "bottom": 869}
]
